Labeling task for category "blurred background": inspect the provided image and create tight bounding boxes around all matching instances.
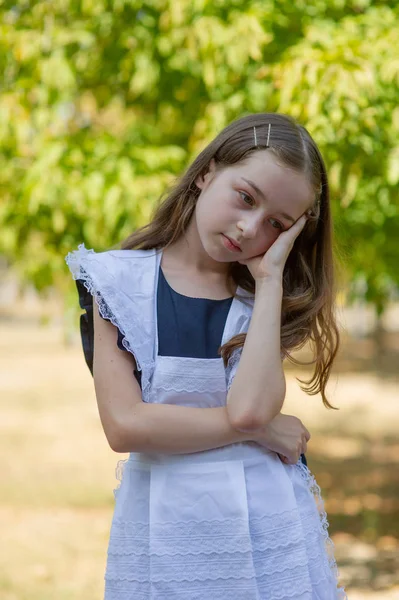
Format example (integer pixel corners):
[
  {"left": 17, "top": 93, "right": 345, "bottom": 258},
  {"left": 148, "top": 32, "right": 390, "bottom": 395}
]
[{"left": 0, "top": 1, "right": 398, "bottom": 598}]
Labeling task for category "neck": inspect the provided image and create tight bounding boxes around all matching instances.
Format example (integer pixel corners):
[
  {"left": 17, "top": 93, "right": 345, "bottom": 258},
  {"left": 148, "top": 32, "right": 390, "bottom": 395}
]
[{"left": 163, "top": 218, "right": 230, "bottom": 278}]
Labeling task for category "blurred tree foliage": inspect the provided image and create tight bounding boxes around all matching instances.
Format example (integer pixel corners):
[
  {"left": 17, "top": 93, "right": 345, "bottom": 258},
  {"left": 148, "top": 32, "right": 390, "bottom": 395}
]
[{"left": 0, "top": 0, "right": 398, "bottom": 311}]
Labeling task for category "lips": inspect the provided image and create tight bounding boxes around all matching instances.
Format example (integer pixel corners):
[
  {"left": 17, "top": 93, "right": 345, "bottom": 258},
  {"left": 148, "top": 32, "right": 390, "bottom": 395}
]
[{"left": 223, "top": 235, "right": 242, "bottom": 251}]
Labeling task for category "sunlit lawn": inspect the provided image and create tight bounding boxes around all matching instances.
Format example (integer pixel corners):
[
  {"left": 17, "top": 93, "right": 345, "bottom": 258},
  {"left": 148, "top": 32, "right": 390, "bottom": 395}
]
[{"left": 1, "top": 313, "right": 398, "bottom": 599}]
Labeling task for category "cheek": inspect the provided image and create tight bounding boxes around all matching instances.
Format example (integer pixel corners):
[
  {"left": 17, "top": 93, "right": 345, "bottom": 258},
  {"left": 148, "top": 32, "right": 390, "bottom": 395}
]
[
  {"left": 195, "top": 196, "right": 225, "bottom": 237},
  {"left": 199, "top": 195, "right": 230, "bottom": 227},
  {"left": 252, "top": 228, "right": 280, "bottom": 254}
]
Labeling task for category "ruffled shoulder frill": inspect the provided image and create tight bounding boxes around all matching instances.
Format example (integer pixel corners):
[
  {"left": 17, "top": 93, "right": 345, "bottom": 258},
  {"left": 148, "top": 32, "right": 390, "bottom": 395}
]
[
  {"left": 74, "top": 278, "right": 130, "bottom": 374},
  {"left": 65, "top": 243, "right": 160, "bottom": 401}
]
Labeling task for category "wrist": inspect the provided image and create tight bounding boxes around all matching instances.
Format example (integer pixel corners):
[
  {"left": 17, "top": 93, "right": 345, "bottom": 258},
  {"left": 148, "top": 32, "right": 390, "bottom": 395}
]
[
  {"left": 248, "top": 422, "right": 270, "bottom": 443},
  {"left": 238, "top": 431, "right": 255, "bottom": 444},
  {"left": 255, "top": 273, "right": 283, "bottom": 290},
  {"left": 254, "top": 275, "right": 283, "bottom": 298},
  {"left": 231, "top": 424, "right": 258, "bottom": 444}
]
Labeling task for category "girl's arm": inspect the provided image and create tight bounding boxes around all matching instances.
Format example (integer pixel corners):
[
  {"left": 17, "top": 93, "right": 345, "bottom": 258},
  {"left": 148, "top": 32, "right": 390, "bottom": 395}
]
[
  {"left": 92, "top": 292, "right": 309, "bottom": 460},
  {"left": 92, "top": 302, "right": 251, "bottom": 454},
  {"left": 226, "top": 215, "right": 308, "bottom": 432},
  {"left": 226, "top": 277, "right": 285, "bottom": 430}
]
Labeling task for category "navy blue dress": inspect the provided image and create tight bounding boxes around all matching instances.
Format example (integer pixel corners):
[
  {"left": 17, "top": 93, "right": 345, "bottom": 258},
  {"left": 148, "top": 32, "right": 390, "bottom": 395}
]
[{"left": 75, "top": 265, "right": 307, "bottom": 466}]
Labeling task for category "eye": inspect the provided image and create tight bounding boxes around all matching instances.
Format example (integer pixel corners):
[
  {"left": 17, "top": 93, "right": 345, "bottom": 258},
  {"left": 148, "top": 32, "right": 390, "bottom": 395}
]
[
  {"left": 269, "top": 218, "right": 283, "bottom": 230},
  {"left": 238, "top": 191, "right": 254, "bottom": 206}
]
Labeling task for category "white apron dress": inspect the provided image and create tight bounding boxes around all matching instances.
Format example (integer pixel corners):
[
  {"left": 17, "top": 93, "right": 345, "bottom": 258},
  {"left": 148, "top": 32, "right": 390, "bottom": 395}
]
[{"left": 65, "top": 244, "right": 347, "bottom": 600}]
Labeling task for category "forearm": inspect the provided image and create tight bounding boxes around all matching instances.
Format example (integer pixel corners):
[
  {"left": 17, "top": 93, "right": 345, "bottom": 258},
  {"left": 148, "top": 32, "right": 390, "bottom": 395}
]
[
  {"left": 226, "top": 276, "right": 285, "bottom": 429},
  {"left": 114, "top": 403, "right": 252, "bottom": 454}
]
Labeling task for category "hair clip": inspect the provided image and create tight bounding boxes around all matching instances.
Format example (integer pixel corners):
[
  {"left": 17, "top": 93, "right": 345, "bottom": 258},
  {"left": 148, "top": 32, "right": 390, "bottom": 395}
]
[
  {"left": 266, "top": 123, "right": 271, "bottom": 148},
  {"left": 254, "top": 124, "right": 271, "bottom": 148}
]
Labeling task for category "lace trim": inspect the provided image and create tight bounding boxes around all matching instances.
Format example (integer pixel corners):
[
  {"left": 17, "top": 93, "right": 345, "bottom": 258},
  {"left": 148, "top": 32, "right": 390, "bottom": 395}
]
[
  {"left": 106, "top": 546, "right": 315, "bottom": 580},
  {"left": 65, "top": 244, "right": 155, "bottom": 401},
  {"left": 151, "top": 356, "right": 227, "bottom": 393},
  {"left": 112, "top": 509, "right": 304, "bottom": 533},
  {"left": 150, "top": 379, "right": 227, "bottom": 394},
  {"left": 294, "top": 460, "right": 348, "bottom": 599},
  {"left": 154, "top": 356, "right": 224, "bottom": 370},
  {"left": 225, "top": 346, "right": 242, "bottom": 392},
  {"left": 107, "top": 476, "right": 347, "bottom": 597},
  {"left": 108, "top": 533, "right": 253, "bottom": 558},
  {"left": 105, "top": 561, "right": 338, "bottom": 599},
  {"left": 104, "top": 581, "right": 313, "bottom": 600},
  {"left": 110, "top": 463, "right": 346, "bottom": 595},
  {"left": 104, "top": 574, "right": 315, "bottom": 599},
  {"left": 113, "top": 458, "right": 129, "bottom": 499},
  {"left": 108, "top": 507, "right": 326, "bottom": 557}
]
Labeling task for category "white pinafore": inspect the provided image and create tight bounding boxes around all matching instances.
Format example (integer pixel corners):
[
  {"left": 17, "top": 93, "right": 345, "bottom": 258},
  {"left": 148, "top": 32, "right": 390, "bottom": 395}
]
[{"left": 66, "top": 244, "right": 347, "bottom": 600}]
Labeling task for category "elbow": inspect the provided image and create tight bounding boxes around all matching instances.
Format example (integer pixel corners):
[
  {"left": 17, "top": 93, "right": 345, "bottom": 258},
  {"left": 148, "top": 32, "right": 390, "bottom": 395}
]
[
  {"left": 107, "top": 428, "right": 127, "bottom": 453},
  {"left": 227, "top": 394, "right": 285, "bottom": 433},
  {"left": 229, "top": 410, "right": 275, "bottom": 433},
  {"left": 104, "top": 404, "right": 146, "bottom": 453},
  {"left": 106, "top": 421, "right": 138, "bottom": 453},
  {"left": 108, "top": 434, "right": 128, "bottom": 453}
]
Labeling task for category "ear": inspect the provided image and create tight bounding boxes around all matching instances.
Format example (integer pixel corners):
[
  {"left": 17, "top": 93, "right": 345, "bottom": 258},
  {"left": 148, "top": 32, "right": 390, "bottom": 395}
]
[{"left": 195, "top": 159, "right": 216, "bottom": 190}]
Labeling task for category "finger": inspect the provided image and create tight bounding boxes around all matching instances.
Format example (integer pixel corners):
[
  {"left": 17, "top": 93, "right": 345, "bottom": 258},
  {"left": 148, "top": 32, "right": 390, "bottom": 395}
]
[
  {"left": 282, "top": 452, "right": 296, "bottom": 465},
  {"left": 303, "top": 428, "right": 311, "bottom": 442},
  {"left": 288, "top": 213, "right": 307, "bottom": 230},
  {"left": 288, "top": 214, "right": 308, "bottom": 237},
  {"left": 278, "top": 454, "right": 289, "bottom": 464},
  {"left": 282, "top": 214, "right": 307, "bottom": 242}
]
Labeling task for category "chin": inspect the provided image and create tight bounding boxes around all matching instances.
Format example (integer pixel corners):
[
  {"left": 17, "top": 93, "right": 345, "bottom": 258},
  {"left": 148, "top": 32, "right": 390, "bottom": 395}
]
[
  {"left": 210, "top": 249, "right": 232, "bottom": 263},
  {"left": 198, "top": 237, "right": 228, "bottom": 263}
]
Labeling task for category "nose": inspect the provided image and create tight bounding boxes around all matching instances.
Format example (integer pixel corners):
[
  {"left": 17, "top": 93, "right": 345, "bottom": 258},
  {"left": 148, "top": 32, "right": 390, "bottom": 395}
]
[{"left": 238, "top": 215, "right": 261, "bottom": 239}]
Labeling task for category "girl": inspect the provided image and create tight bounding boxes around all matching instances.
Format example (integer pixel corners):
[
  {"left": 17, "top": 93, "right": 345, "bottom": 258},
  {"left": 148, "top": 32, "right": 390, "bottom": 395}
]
[{"left": 66, "top": 113, "right": 347, "bottom": 599}]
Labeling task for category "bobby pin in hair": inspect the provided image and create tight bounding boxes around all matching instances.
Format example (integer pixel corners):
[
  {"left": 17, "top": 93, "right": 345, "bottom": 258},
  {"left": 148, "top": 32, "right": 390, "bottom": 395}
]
[
  {"left": 266, "top": 123, "right": 271, "bottom": 148},
  {"left": 253, "top": 124, "right": 271, "bottom": 148}
]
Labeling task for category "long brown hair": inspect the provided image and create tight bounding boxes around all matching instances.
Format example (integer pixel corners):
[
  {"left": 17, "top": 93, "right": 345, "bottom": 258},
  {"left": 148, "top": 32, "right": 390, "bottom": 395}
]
[{"left": 121, "top": 113, "right": 340, "bottom": 408}]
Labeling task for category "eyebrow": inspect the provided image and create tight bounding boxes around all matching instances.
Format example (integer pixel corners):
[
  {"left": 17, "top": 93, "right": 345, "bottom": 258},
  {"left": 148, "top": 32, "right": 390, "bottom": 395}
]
[{"left": 241, "top": 177, "right": 296, "bottom": 224}]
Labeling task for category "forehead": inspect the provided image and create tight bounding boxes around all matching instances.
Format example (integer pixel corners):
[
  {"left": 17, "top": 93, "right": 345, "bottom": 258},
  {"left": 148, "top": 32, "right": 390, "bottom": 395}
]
[{"left": 230, "top": 151, "right": 314, "bottom": 214}]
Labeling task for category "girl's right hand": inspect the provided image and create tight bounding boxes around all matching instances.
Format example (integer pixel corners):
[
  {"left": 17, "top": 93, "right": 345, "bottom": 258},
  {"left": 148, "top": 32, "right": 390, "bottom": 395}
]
[
  {"left": 238, "top": 214, "right": 308, "bottom": 282},
  {"left": 252, "top": 413, "right": 311, "bottom": 465}
]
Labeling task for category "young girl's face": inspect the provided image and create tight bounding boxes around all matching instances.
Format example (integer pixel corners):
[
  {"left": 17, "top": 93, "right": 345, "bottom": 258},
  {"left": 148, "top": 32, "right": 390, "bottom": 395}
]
[{"left": 195, "top": 151, "right": 314, "bottom": 262}]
